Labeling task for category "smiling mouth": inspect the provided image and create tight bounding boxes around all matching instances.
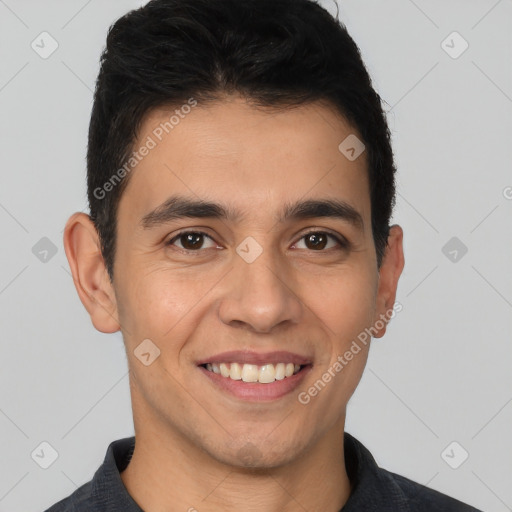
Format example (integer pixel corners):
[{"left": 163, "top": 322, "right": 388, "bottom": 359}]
[{"left": 200, "top": 362, "right": 309, "bottom": 384}]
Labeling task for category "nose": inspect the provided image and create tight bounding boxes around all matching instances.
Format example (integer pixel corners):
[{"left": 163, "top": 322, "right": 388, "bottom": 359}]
[{"left": 217, "top": 246, "right": 304, "bottom": 334}]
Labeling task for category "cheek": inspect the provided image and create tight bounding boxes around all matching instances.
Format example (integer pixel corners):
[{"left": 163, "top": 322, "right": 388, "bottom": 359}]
[
  {"left": 306, "top": 265, "right": 378, "bottom": 341},
  {"left": 115, "top": 264, "right": 215, "bottom": 346}
]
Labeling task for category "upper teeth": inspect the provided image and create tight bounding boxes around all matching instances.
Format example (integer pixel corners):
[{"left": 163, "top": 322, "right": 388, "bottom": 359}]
[{"left": 205, "top": 363, "right": 302, "bottom": 383}]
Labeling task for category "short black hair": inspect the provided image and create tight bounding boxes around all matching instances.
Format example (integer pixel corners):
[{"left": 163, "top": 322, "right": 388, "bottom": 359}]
[{"left": 87, "top": 0, "right": 396, "bottom": 281}]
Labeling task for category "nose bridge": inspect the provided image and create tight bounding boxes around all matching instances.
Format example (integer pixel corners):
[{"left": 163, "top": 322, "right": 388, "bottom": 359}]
[
  {"left": 218, "top": 237, "right": 303, "bottom": 332},
  {"left": 239, "top": 241, "right": 284, "bottom": 292}
]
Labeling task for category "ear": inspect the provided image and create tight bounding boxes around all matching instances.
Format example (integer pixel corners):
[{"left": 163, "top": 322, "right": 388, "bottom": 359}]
[
  {"left": 63, "top": 212, "right": 121, "bottom": 333},
  {"left": 372, "top": 224, "right": 405, "bottom": 338}
]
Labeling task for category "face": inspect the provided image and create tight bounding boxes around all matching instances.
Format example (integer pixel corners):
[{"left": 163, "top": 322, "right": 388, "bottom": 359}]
[{"left": 68, "top": 96, "right": 403, "bottom": 469}]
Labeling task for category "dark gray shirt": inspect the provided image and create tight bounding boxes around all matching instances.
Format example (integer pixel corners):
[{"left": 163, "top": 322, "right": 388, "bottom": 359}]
[{"left": 45, "top": 432, "right": 482, "bottom": 511}]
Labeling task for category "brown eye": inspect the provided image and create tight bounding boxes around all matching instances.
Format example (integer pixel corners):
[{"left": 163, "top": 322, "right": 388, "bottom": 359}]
[
  {"left": 304, "top": 232, "right": 328, "bottom": 250},
  {"left": 295, "top": 231, "right": 347, "bottom": 251},
  {"left": 168, "top": 231, "right": 216, "bottom": 251}
]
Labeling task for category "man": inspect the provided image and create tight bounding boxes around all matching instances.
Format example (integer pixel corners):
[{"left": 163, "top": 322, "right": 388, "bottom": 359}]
[{"left": 46, "top": 0, "right": 482, "bottom": 510}]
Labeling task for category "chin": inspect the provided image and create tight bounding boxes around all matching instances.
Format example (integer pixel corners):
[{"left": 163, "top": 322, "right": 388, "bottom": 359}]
[{"left": 207, "top": 438, "right": 304, "bottom": 470}]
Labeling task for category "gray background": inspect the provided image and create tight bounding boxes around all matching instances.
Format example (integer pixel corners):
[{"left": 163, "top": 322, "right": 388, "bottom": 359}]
[{"left": 0, "top": 0, "right": 511, "bottom": 510}]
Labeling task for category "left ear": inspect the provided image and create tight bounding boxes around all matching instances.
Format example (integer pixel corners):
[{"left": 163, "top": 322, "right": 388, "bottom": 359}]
[{"left": 372, "top": 224, "right": 405, "bottom": 338}]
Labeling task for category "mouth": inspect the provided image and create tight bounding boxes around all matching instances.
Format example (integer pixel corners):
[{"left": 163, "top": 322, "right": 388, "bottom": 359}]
[
  {"left": 199, "top": 362, "right": 310, "bottom": 384},
  {"left": 196, "top": 351, "right": 313, "bottom": 401}
]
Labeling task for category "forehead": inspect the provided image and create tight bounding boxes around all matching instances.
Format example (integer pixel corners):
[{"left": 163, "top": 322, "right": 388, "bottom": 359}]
[{"left": 118, "top": 97, "right": 371, "bottom": 227}]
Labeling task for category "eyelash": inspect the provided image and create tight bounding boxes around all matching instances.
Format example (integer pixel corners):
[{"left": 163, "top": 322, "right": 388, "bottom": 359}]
[{"left": 166, "top": 229, "right": 349, "bottom": 253}]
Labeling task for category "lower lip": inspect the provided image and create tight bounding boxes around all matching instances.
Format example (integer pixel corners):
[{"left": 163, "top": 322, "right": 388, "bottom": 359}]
[{"left": 198, "top": 365, "right": 312, "bottom": 402}]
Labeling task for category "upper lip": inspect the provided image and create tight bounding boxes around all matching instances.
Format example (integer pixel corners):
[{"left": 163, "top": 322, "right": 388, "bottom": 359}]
[{"left": 196, "top": 350, "right": 313, "bottom": 366}]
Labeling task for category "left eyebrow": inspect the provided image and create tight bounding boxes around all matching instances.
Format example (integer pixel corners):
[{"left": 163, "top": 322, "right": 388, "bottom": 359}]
[
  {"left": 281, "top": 198, "right": 364, "bottom": 230},
  {"left": 140, "top": 194, "right": 364, "bottom": 231}
]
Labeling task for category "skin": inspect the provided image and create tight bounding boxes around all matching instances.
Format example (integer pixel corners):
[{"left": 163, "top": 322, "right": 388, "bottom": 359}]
[{"left": 64, "top": 95, "right": 404, "bottom": 512}]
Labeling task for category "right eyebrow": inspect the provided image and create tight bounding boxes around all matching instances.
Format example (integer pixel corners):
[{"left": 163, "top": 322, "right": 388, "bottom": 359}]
[{"left": 140, "top": 195, "right": 242, "bottom": 228}]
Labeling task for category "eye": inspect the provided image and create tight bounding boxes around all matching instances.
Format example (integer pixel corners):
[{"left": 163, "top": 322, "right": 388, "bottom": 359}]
[
  {"left": 167, "top": 231, "right": 217, "bottom": 251},
  {"left": 167, "top": 229, "right": 349, "bottom": 253},
  {"left": 293, "top": 231, "right": 348, "bottom": 251}
]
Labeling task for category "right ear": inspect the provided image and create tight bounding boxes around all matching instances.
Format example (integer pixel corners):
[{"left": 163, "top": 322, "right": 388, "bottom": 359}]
[{"left": 63, "top": 212, "right": 121, "bottom": 333}]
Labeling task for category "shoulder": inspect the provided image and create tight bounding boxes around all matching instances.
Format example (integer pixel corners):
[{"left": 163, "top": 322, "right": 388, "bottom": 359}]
[
  {"left": 343, "top": 432, "right": 483, "bottom": 512},
  {"left": 43, "top": 480, "right": 93, "bottom": 512},
  {"left": 385, "top": 469, "right": 483, "bottom": 511},
  {"left": 42, "top": 436, "right": 137, "bottom": 512}
]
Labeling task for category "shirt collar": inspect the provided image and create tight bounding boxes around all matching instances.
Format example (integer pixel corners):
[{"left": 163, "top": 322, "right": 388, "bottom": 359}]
[
  {"left": 91, "top": 436, "right": 142, "bottom": 511},
  {"left": 90, "top": 431, "right": 412, "bottom": 511},
  {"left": 342, "top": 431, "right": 412, "bottom": 511}
]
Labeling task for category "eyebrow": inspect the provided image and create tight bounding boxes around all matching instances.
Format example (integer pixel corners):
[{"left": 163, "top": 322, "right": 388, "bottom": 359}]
[{"left": 140, "top": 194, "right": 364, "bottom": 231}]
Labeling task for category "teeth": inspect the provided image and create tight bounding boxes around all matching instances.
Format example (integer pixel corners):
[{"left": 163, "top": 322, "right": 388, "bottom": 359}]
[
  {"left": 204, "top": 362, "right": 304, "bottom": 383},
  {"left": 258, "top": 364, "right": 276, "bottom": 384},
  {"left": 230, "top": 362, "right": 242, "bottom": 380},
  {"left": 220, "top": 363, "right": 230, "bottom": 378},
  {"left": 275, "top": 363, "right": 285, "bottom": 380},
  {"left": 241, "top": 364, "right": 259, "bottom": 383}
]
